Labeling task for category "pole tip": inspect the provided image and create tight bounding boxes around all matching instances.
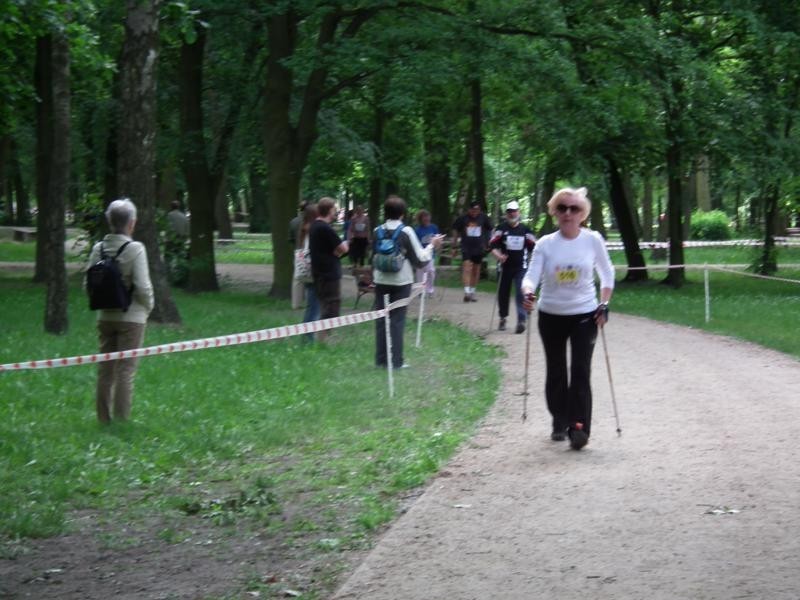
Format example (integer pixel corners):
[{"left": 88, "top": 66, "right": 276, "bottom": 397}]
[{"left": 616, "top": 428, "right": 622, "bottom": 437}]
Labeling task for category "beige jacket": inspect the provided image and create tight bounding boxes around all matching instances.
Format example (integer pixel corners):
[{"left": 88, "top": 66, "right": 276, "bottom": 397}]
[{"left": 86, "top": 233, "right": 154, "bottom": 324}]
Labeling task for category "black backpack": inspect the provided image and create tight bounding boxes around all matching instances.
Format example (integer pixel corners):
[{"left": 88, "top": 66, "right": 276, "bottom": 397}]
[{"left": 86, "top": 242, "right": 133, "bottom": 311}]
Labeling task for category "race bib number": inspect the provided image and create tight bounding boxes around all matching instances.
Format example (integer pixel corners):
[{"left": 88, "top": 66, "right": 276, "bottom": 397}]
[
  {"left": 421, "top": 234, "right": 433, "bottom": 244},
  {"left": 354, "top": 223, "right": 366, "bottom": 232},
  {"left": 555, "top": 265, "right": 580, "bottom": 285},
  {"left": 466, "top": 225, "right": 482, "bottom": 237},
  {"left": 505, "top": 235, "right": 524, "bottom": 251}
]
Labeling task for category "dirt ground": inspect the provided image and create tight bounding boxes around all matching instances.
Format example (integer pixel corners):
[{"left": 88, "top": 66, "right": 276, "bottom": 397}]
[{"left": 2, "top": 262, "right": 800, "bottom": 599}]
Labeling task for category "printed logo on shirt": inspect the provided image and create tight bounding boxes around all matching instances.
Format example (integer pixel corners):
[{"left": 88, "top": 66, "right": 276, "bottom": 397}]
[{"left": 555, "top": 265, "right": 580, "bottom": 285}]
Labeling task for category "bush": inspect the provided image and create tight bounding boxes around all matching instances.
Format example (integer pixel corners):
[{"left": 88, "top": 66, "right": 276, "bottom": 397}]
[{"left": 690, "top": 210, "right": 731, "bottom": 240}]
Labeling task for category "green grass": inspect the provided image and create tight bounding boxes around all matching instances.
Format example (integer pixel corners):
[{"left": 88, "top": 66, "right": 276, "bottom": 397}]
[
  {"left": 610, "top": 267, "right": 800, "bottom": 358},
  {"left": 0, "top": 271, "right": 501, "bottom": 554}
]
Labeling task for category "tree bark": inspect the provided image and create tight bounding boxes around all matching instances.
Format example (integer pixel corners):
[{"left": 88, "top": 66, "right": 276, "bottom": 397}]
[
  {"left": 423, "top": 97, "right": 450, "bottom": 232},
  {"left": 178, "top": 27, "right": 218, "bottom": 291},
  {"left": 43, "top": 27, "right": 70, "bottom": 334},
  {"left": 663, "top": 135, "right": 685, "bottom": 287},
  {"left": 119, "top": 0, "right": 180, "bottom": 323},
  {"left": 34, "top": 35, "right": 53, "bottom": 283},
  {"left": 642, "top": 174, "right": 653, "bottom": 241},
  {"left": 606, "top": 156, "right": 647, "bottom": 281},
  {"left": 469, "top": 78, "right": 486, "bottom": 211}
]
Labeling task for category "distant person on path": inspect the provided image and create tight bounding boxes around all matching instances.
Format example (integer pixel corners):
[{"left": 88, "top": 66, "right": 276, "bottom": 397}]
[
  {"left": 373, "top": 196, "right": 443, "bottom": 368},
  {"left": 296, "top": 203, "right": 320, "bottom": 340},
  {"left": 165, "top": 200, "right": 189, "bottom": 284},
  {"left": 522, "top": 187, "right": 614, "bottom": 450},
  {"left": 347, "top": 204, "right": 371, "bottom": 267},
  {"left": 414, "top": 209, "right": 440, "bottom": 298},
  {"left": 289, "top": 200, "right": 309, "bottom": 309},
  {"left": 309, "top": 197, "right": 348, "bottom": 342},
  {"left": 489, "top": 201, "right": 536, "bottom": 334},
  {"left": 451, "top": 201, "right": 492, "bottom": 302},
  {"left": 87, "top": 198, "right": 154, "bottom": 423}
]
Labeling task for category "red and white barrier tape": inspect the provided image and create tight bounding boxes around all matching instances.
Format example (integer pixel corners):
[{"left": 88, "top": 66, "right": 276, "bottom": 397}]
[
  {"left": 606, "top": 238, "right": 800, "bottom": 250},
  {"left": 0, "top": 283, "right": 426, "bottom": 373}
]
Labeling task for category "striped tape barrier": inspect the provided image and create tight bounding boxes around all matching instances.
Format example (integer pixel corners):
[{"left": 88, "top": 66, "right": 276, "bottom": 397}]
[{"left": 0, "top": 283, "right": 427, "bottom": 373}]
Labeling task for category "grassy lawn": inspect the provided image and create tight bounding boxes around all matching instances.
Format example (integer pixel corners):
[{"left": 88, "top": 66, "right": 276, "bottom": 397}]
[{"left": 0, "top": 271, "right": 501, "bottom": 597}]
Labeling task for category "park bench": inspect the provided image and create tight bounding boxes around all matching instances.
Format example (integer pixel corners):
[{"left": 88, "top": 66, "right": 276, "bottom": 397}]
[
  {"left": 13, "top": 227, "right": 36, "bottom": 242},
  {"left": 352, "top": 266, "right": 375, "bottom": 309}
]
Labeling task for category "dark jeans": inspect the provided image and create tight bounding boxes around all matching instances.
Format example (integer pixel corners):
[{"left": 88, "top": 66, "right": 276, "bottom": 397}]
[
  {"left": 538, "top": 310, "right": 598, "bottom": 435},
  {"left": 374, "top": 283, "right": 411, "bottom": 368},
  {"left": 302, "top": 282, "right": 320, "bottom": 340},
  {"left": 498, "top": 265, "right": 526, "bottom": 323}
]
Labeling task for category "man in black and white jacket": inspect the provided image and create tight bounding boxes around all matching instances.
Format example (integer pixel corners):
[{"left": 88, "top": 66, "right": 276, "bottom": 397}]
[{"left": 372, "top": 195, "right": 444, "bottom": 368}]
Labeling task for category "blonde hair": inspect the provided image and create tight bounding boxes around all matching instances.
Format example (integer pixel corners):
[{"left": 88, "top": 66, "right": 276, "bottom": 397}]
[{"left": 547, "top": 187, "right": 591, "bottom": 220}]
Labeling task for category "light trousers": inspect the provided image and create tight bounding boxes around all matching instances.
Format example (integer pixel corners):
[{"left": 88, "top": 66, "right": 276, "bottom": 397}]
[{"left": 96, "top": 320, "right": 146, "bottom": 422}]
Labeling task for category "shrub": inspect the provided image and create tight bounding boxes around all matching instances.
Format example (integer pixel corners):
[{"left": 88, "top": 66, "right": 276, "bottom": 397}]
[{"left": 690, "top": 210, "right": 731, "bottom": 240}]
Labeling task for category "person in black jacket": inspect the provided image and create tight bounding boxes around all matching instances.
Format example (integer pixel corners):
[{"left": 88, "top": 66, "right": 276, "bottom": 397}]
[{"left": 489, "top": 201, "right": 536, "bottom": 334}]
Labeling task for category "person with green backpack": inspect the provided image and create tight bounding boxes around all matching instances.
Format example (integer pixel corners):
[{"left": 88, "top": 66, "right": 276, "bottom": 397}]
[{"left": 372, "top": 195, "right": 444, "bottom": 368}]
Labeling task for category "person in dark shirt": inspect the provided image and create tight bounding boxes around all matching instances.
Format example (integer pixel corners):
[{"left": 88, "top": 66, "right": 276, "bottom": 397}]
[
  {"left": 489, "top": 200, "right": 536, "bottom": 334},
  {"left": 451, "top": 201, "right": 493, "bottom": 302},
  {"left": 308, "top": 197, "right": 348, "bottom": 341}
]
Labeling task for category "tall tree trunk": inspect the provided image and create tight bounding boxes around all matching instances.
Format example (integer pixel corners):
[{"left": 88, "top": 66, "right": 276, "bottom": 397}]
[
  {"left": 757, "top": 185, "right": 779, "bottom": 275},
  {"left": 34, "top": 35, "right": 53, "bottom": 283},
  {"left": 606, "top": 156, "right": 647, "bottom": 281},
  {"left": 0, "top": 135, "right": 12, "bottom": 224},
  {"left": 119, "top": 0, "right": 180, "bottom": 323},
  {"left": 368, "top": 103, "right": 386, "bottom": 222},
  {"left": 663, "top": 137, "right": 685, "bottom": 287},
  {"left": 12, "top": 139, "right": 31, "bottom": 225},
  {"left": 642, "top": 174, "right": 653, "bottom": 241},
  {"left": 43, "top": 27, "right": 70, "bottom": 334},
  {"left": 179, "top": 28, "right": 217, "bottom": 291},
  {"left": 423, "top": 98, "right": 450, "bottom": 232},
  {"left": 469, "top": 79, "right": 486, "bottom": 211}
]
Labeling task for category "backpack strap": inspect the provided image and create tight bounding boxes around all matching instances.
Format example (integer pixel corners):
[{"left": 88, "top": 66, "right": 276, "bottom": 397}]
[
  {"left": 389, "top": 225, "right": 405, "bottom": 242},
  {"left": 114, "top": 241, "right": 132, "bottom": 259}
]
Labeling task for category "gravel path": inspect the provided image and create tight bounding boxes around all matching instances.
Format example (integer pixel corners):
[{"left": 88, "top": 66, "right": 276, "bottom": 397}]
[
  {"left": 331, "top": 285, "right": 800, "bottom": 600},
  {"left": 4, "top": 262, "right": 799, "bottom": 599}
]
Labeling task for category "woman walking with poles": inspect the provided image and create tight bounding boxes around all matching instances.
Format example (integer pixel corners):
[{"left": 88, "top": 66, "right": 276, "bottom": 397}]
[{"left": 522, "top": 187, "right": 614, "bottom": 450}]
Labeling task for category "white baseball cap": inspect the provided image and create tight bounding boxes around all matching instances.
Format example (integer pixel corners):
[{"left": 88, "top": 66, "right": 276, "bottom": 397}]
[{"left": 506, "top": 201, "right": 520, "bottom": 211}]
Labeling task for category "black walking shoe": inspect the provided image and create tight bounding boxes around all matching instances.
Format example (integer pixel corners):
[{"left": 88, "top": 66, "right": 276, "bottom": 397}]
[
  {"left": 498, "top": 318, "right": 506, "bottom": 331},
  {"left": 463, "top": 294, "right": 471, "bottom": 303},
  {"left": 515, "top": 322, "right": 525, "bottom": 334},
  {"left": 569, "top": 423, "right": 589, "bottom": 450},
  {"left": 550, "top": 429, "right": 567, "bottom": 442}
]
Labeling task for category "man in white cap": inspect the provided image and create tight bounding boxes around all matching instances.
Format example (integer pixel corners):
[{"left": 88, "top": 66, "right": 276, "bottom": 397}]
[{"left": 489, "top": 200, "right": 536, "bottom": 333}]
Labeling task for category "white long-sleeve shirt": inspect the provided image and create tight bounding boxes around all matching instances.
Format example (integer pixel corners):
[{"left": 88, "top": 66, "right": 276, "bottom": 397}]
[{"left": 522, "top": 228, "right": 614, "bottom": 315}]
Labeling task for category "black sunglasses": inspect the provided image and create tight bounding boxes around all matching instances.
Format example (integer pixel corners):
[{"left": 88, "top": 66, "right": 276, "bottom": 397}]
[{"left": 556, "top": 204, "right": 581, "bottom": 214}]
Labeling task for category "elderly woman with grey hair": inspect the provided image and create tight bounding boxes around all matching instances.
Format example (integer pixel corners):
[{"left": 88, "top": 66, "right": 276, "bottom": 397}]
[
  {"left": 522, "top": 187, "right": 614, "bottom": 450},
  {"left": 86, "top": 198, "right": 154, "bottom": 422}
]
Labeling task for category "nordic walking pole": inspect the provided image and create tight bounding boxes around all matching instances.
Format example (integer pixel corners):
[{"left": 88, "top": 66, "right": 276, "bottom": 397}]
[
  {"left": 599, "top": 324, "right": 622, "bottom": 436},
  {"left": 520, "top": 294, "right": 534, "bottom": 423}
]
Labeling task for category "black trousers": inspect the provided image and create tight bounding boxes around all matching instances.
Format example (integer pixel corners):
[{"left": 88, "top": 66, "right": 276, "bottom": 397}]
[
  {"left": 538, "top": 310, "right": 598, "bottom": 435},
  {"left": 374, "top": 283, "right": 411, "bottom": 368},
  {"left": 497, "top": 265, "right": 526, "bottom": 322}
]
